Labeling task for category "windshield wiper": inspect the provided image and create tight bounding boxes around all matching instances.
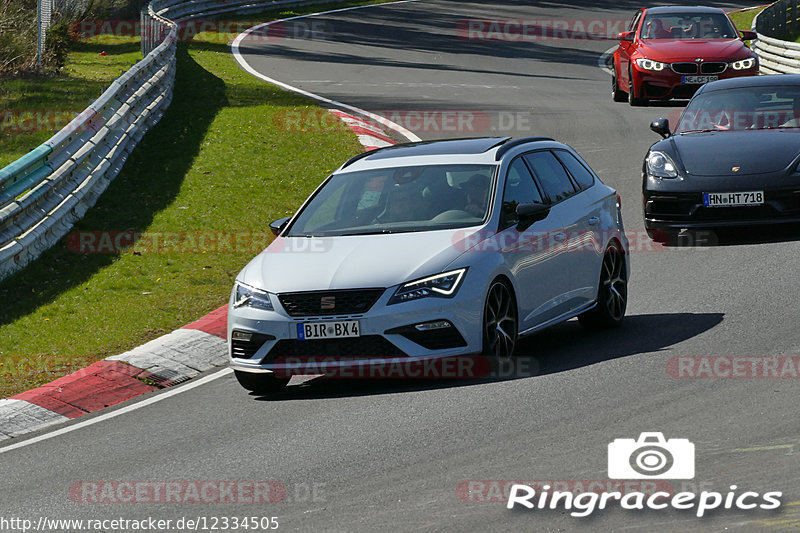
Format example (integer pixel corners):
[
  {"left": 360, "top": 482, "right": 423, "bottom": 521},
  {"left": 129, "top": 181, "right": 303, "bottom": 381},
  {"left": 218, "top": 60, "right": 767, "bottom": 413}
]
[{"left": 678, "top": 129, "right": 721, "bottom": 134}]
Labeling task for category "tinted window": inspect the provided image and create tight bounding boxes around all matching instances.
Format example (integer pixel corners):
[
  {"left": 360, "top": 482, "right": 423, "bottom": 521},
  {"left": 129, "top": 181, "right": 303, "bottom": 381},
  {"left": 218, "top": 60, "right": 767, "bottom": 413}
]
[
  {"left": 640, "top": 13, "right": 737, "bottom": 39},
  {"left": 287, "top": 164, "right": 497, "bottom": 236},
  {"left": 500, "top": 157, "right": 544, "bottom": 228},
  {"left": 554, "top": 150, "right": 595, "bottom": 190},
  {"left": 677, "top": 86, "right": 800, "bottom": 132},
  {"left": 524, "top": 151, "right": 577, "bottom": 203}
]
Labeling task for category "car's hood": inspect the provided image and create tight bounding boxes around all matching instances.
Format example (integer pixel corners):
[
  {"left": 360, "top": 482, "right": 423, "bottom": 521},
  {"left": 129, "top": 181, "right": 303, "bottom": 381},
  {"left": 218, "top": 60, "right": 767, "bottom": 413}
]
[
  {"left": 640, "top": 39, "right": 748, "bottom": 61},
  {"left": 237, "top": 228, "right": 478, "bottom": 293},
  {"left": 670, "top": 130, "right": 800, "bottom": 176}
]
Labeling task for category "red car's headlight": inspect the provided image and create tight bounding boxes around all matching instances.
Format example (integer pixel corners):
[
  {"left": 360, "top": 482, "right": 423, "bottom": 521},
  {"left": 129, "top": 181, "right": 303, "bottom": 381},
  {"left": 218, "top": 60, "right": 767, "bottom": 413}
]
[{"left": 635, "top": 58, "right": 668, "bottom": 71}]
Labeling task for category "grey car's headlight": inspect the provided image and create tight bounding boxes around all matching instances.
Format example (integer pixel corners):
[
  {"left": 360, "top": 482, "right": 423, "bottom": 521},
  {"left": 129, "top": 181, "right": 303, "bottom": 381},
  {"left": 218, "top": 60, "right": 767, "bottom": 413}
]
[
  {"left": 232, "top": 282, "right": 274, "bottom": 311},
  {"left": 730, "top": 57, "right": 756, "bottom": 70},
  {"left": 646, "top": 151, "right": 679, "bottom": 178},
  {"left": 388, "top": 268, "right": 467, "bottom": 305},
  {"left": 635, "top": 58, "right": 667, "bottom": 71}
]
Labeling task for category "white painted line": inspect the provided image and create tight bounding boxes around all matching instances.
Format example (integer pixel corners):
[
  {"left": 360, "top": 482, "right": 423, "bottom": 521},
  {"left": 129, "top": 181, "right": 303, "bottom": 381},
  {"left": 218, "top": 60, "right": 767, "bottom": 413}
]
[
  {"left": 598, "top": 45, "right": 616, "bottom": 76},
  {"left": 230, "top": 1, "right": 422, "bottom": 143},
  {"left": 0, "top": 368, "right": 233, "bottom": 455}
]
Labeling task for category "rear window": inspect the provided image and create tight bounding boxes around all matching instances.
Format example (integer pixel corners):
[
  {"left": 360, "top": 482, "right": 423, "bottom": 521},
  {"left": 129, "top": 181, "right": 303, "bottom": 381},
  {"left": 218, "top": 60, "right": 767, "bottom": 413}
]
[{"left": 554, "top": 150, "right": 595, "bottom": 190}]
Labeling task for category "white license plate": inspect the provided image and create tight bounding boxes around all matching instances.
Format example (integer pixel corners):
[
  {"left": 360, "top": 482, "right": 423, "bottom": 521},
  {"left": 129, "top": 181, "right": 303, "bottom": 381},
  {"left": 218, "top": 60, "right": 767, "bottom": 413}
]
[
  {"left": 703, "top": 191, "right": 764, "bottom": 207},
  {"left": 297, "top": 321, "right": 360, "bottom": 340},
  {"left": 682, "top": 75, "right": 718, "bottom": 84}
]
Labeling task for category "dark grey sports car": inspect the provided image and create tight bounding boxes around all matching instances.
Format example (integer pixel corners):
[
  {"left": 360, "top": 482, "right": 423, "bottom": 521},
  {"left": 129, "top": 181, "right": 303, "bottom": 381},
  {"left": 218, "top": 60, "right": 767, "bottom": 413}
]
[{"left": 643, "top": 75, "right": 800, "bottom": 243}]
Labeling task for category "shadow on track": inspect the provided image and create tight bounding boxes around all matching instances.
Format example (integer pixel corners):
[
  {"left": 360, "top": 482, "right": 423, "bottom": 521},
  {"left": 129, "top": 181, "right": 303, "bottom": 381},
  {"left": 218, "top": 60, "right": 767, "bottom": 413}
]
[{"left": 250, "top": 311, "right": 723, "bottom": 401}]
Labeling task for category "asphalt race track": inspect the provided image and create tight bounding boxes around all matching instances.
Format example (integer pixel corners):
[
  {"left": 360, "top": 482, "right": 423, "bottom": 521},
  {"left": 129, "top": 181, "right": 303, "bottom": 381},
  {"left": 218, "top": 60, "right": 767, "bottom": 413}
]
[{"left": 2, "top": 1, "right": 799, "bottom": 531}]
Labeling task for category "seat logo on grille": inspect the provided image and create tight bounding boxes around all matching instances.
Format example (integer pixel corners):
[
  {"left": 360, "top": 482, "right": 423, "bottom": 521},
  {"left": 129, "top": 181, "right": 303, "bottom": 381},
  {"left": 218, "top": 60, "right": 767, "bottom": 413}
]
[{"left": 320, "top": 296, "right": 336, "bottom": 310}]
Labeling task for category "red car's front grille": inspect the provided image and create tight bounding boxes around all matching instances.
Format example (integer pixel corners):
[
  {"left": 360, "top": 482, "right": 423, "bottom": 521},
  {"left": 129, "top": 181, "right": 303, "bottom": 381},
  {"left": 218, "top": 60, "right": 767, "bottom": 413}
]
[
  {"left": 670, "top": 63, "right": 698, "bottom": 75},
  {"left": 700, "top": 62, "right": 727, "bottom": 74}
]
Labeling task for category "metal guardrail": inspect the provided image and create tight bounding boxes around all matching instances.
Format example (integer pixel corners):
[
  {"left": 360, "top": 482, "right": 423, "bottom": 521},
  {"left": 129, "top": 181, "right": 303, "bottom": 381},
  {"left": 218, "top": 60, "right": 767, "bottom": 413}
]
[
  {"left": 0, "top": 0, "right": 352, "bottom": 280},
  {"left": 753, "top": 0, "right": 800, "bottom": 74}
]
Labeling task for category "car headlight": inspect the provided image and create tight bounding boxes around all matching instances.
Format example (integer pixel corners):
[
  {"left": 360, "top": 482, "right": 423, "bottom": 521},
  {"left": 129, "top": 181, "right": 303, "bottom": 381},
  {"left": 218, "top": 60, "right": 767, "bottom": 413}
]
[
  {"left": 730, "top": 57, "right": 756, "bottom": 70},
  {"left": 388, "top": 268, "right": 467, "bottom": 305},
  {"left": 646, "top": 151, "right": 679, "bottom": 179},
  {"left": 232, "top": 282, "right": 274, "bottom": 311},
  {"left": 635, "top": 58, "right": 667, "bottom": 71}
]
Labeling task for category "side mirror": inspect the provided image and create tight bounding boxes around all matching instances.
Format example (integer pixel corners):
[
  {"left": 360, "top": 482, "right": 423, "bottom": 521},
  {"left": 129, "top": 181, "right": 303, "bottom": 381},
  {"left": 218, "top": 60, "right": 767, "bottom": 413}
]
[
  {"left": 618, "top": 31, "right": 635, "bottom": 42},
  {"left": 269, "top": 216, "right": 291, "bottom": 236},
  {"left": 650, "top": 118, "right": 671, "bottom": 138},
  {"left": 740, "top": 30, "right": 757, "bottom": 41},
  {"left": 516, "top": 202, "right": 550, "bottom": 222}
]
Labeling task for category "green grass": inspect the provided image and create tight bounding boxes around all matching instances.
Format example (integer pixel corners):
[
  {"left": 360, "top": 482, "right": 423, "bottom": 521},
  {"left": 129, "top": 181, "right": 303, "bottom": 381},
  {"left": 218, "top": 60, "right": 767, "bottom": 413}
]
[
  {"left": 0, "top": 2, "right": 399, "bottom": 397},
  {"left": 0, "top": 37, "right": 141, "bottom": 168},
  {"left": 728, "top": 7, "right": 763, "bottom": 34}
]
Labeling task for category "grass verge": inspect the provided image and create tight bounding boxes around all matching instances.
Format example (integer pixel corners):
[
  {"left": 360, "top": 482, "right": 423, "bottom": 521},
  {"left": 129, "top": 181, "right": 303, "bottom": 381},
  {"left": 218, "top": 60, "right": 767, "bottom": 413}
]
[
  {"left": 728, "top": 6, "right": 765, "bottom": 34},
  {"left": 0, "top": 1, "right": 397, "bottom": 397}
]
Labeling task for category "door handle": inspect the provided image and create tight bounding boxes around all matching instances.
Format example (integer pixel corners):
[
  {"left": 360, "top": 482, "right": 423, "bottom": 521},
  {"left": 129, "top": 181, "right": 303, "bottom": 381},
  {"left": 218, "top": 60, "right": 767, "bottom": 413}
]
[
  {"left": 588, "top": 216, "right": 600, "bottom": 226},
  {"left": 553, "top": 232, "right": 566, "bottom": 242}
]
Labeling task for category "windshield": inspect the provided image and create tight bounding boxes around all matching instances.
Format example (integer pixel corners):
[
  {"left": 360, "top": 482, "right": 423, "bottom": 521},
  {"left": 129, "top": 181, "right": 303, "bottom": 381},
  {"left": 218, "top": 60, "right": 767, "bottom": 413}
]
[
  {"left": 640, "top": 13, "right": 738, "bottom": 39},
  {"left": 675, "top": 86, "right": 800, "bottom": 133},
  {"left": 286, "top": 164, "right": 497, "bottom": 237}
]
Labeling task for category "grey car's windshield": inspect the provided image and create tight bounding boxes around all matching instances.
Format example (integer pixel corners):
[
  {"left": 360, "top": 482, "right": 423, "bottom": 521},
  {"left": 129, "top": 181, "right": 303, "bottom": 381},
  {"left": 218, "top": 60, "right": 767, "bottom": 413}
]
[
  {"left": 286, "top": 164, "right": 497, "bottom": 237},
  {"left": 640, "top": 13, "right": 738, "bottom": 39},
  {"left": 676, "top": 86, "right": 800, "bottom": 133}
]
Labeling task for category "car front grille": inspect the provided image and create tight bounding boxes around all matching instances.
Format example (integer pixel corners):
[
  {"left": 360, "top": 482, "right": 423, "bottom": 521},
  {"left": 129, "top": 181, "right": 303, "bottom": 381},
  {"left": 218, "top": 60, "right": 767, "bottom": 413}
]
[
  {"left": 263, "top": 336, "right": 407, "bottom": 362},
  {"left": 277, "top": 289, "right": 384, "bottom": 317},
  {"left": 700, "top": 62, "right": 727, "bottom": 74},
  {"left": 670, "top": 62, "right": 698, "bottom": 74}
]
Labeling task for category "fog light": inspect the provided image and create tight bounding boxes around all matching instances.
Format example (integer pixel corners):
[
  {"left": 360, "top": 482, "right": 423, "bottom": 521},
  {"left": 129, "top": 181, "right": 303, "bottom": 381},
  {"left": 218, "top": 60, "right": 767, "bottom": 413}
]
[
  {"left": 415, "top": 321, "right": 452, "bottom": 331},
  {"left": 232, "top": 330, "right": 253, "bottom": 341}
]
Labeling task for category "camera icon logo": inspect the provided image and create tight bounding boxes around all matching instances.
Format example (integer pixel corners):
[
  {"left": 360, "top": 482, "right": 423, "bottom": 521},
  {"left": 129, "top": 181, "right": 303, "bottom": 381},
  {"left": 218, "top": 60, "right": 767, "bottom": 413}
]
[{"left": 608, "top": 432, "right": 695, "bottom": 479}]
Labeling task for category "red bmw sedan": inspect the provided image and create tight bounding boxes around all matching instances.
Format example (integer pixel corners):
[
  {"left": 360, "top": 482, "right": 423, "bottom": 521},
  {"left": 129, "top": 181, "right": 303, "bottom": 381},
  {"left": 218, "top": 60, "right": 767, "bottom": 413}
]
[{"left": 612, "top": 6, "right": 758, "bottom": 106}]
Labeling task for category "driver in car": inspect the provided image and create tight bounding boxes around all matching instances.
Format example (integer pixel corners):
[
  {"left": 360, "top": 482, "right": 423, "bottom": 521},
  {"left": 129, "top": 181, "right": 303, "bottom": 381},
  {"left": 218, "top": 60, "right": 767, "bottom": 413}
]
[{"left": 461, "top": 174, "right": 490, "bottom": 218}]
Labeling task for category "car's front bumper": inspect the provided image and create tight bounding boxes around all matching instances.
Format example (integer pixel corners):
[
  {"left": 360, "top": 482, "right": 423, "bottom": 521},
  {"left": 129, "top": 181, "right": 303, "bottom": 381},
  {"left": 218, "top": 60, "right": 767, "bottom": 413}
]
[
  {"left": 643, "top": 186, "right": 800, "bottom": 230},
  {"left": 633, "top": 64, "right": 758, "bottom": 100},
  {"left": 227, "top": 283, "right": 486, "bottom": 376}
]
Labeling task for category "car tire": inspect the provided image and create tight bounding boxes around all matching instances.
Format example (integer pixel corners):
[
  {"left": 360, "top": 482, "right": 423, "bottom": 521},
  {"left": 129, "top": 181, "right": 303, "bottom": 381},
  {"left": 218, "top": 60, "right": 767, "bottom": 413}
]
[
  {"left": 234, "top": 370, "right": 289, "bottom": 394},
  {"left": 482, "top": 279, "right": 518, "bottom": 358},
  {"left": 612, "top": 63, "right": 627, "bottom": 102},
  {"left": 628, "top": 67, "right": 645, "bottom": 106},
  {"left": 579, "top": 242, "right": 627, "bottom": 329}
]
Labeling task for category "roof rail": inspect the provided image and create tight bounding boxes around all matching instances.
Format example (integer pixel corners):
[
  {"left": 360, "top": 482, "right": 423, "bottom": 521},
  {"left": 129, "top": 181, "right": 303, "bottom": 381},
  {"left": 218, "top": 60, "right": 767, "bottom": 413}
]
[
  {"left": 340, "top": 142, "right": 410, "bottom": 169},
  {"left": 494, "top": 136, "right": 555, "bottom": 160},
  {"left": 340, "top": 137, "right": 513, "bottom": 169}
]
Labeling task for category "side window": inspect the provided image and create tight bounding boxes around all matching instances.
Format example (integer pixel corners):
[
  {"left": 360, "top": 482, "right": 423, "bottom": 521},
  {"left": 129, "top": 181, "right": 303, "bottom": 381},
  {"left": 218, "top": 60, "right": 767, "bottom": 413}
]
[
  {"left": 500, "top": 157, "right": 544, "bottom": 228},
  {"left": 554, "top": 150, "right": 595, "bottom": 191},
  {"left": 524, "top": 151, "right": 577, "bottom": 204}
]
